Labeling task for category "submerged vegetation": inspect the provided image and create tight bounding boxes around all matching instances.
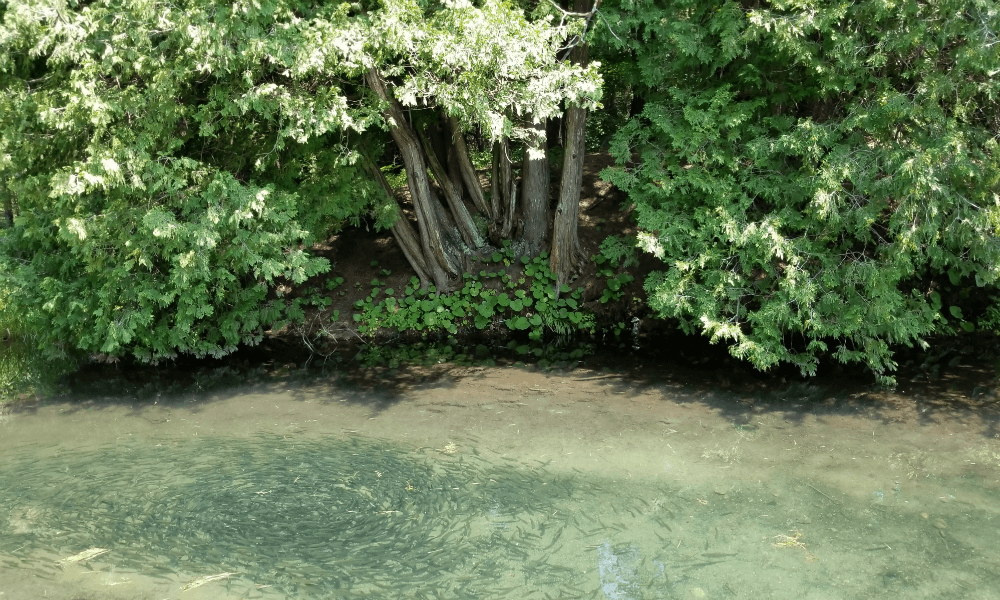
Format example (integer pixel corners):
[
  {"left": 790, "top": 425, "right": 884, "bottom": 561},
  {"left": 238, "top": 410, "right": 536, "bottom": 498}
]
[{"left": 4, "top": 429, "right": 995, "bottom": 598}]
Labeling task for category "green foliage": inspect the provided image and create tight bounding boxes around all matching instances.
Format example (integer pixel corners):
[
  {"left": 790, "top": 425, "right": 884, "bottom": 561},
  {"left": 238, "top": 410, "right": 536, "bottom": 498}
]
[
  {"left": 599, "top": 272, "right": 635, "bottom": 304},
  {"left": 585, "top": 61, "right": 636, "bottom": 151},
  {"left": 977, "top": 298, "right": 1000, "bottom": 333},
  {"left": 595, "top": 235, "right": 639, "bottom": 269},
  {"left": 0, "top": 0, "right": 394, "bottom": 361},
  {"left": 468, "top": 149, "right": 494, "bottom": 171},
  {"left": 591, "top": 235, "right": 637, "bottom": 303},
  {"left": 546, "top": 146, "right": 566, "bottom": 173},
  {"left": 350, "top": 244, "right": 594, "bottom": 342},
  {"left": 364, "top": 0, "right": 603, "bottom": 144},
  {"left": 926, "top": 273, "right": 981, "bottom": 335},
  {"left": 599, "top": 0, "right": 1000, "bottom": 383},
  {"left": 381, "top": 166, "right": 409, "bottom": 190},
  {"left": 0, "top": 281, "right": 72, "bottom": 402},
  {"left": 0, "top": 0, "right": 607, "bottom": 362}
]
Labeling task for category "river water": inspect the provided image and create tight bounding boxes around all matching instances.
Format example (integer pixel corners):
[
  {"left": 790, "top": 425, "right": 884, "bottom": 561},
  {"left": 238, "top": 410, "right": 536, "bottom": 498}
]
[{"left": 1, "top": 366, "right": 999, "bottom": 599}]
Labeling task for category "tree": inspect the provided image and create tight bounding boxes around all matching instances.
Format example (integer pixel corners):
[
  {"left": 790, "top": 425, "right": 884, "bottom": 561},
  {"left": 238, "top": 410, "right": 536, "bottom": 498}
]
[
  {"left": 599, "top": 0, "right": 1000, "bottom": 382},
  {"left": 0, "top": 0, "right": 388, "bottom": 361},
  {"left": 323, "top": 0, "right": 604, "bottom": 292},
  {"left": 550, "top": 0, "right": 601, "bottom": 290},
  {"left": 0, "top": 0, "right": 604, "bottom": 361}
]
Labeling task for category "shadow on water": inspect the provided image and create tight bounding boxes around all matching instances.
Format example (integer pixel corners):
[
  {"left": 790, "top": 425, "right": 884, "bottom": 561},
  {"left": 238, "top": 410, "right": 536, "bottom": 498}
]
[{"left": 10, "top": 328, "right": 1000, "bottom": 442}]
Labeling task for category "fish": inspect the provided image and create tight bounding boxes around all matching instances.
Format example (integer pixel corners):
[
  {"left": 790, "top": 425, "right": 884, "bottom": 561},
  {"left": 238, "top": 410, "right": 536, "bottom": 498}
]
[
  {"left": 181, "top": 571, "right": 239, "bottom": 591},
  {"left": 56, "top": 547, "right": 109, "bottom": 565}
]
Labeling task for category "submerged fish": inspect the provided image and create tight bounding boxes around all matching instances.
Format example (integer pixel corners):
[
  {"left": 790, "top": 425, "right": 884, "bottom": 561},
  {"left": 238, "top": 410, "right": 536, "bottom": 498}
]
[
  {"left": 181, "top": 571, "right": 239, "bottom": 591},
  {"left": 56, "top": 547, "right": 109, "bottom": 565}
]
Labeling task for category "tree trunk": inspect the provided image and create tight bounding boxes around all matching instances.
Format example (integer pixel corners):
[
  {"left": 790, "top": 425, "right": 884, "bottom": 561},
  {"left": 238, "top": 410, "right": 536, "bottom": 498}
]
[
  {"left": 550, "top": 1, "right": 593, "bottom": 289},
  {"left": 366, "top": 161, "right": 433, "bottom": 290},
  {"left": 521, "top": 121, "right": 549, "bottom": 257},
  {"left": 447, "top": 117, "right": 491, "bottom": 219},
  {"left": 446, "top": 143, "right": 464, "bottom": 204},
  {"left": 427, "top": 119, "right": 450, "bottom": 177},
  {"left": 550, "top": 105, "right": 586, "bottom": 288},
  {"left": 417, "top": 128, "right": 486, "bottom": 251},
  {"left": 365, "top": 67, "right": 461, "bottom": 291},
  {"left": 390, "top": 215, "right": 433, "bottom": 291},
  {"left": 490, "top": 140, "right": 501, "bottom": 229},
  {"left": 500, "top": 140, "right": 516, "bottom": 240},
  {"left": 488, "top": 137, "right": 516, "bottom": 244}
]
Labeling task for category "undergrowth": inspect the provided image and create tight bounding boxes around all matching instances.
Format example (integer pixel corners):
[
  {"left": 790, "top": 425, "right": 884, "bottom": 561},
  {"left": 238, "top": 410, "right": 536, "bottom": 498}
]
[{"left": 291, "top": 240, "right": 640, "bottom": 370}]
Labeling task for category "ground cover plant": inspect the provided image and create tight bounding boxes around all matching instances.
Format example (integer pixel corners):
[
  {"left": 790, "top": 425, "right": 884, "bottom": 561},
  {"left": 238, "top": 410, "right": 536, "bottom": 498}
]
[{"left": 309, "top": 239, "right": 636, "bottom": 370}]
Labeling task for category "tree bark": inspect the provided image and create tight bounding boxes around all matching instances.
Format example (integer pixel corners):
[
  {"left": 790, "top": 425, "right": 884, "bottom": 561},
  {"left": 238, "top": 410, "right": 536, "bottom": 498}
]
[
  {"left": 550, "top": 0, "right": 594, "bottom": 289},
  {"left": 365, "top": 67, "right": 460, "bottom": 291},
  {"left": 447, "top": 117, "right": 491, "bottom": 219},
  {"left": 446, "top": 143, "right": 464, "bottom": 203},
  {"left": 521, "top": 121, "right": 549, "bottom": 257},
  {"left": 417, "top": 128, "right": 485, "bottom": 251},
  {"left": 550, "top": 105, "right": 586, "bottom": 288},
  {"left": 389, "top": 214, "right": 432, "bottom": 291},
  {"left": 500, "top": 140, "right": 516, "bottom": 240},
  {"left": 366, "top": 161, "right": 433, "bottom": 290},
  {"left": 490, "top": 140, "right": 501, "bottom": 228},
  {"left": 488, "top": 137, "right": 516, "bottom": 244}
]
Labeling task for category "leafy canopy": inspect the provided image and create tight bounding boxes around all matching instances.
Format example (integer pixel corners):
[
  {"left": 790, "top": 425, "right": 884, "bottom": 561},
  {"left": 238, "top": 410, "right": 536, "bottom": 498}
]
[
  {"left": 0, "top": 0, "right": 385, "bottom": 361},
  {"left": 600, "top": 0, "right": 1000, "bottom": 382},
  {"left": 0, "top": 0, "right": 604, "bottom": 362}
]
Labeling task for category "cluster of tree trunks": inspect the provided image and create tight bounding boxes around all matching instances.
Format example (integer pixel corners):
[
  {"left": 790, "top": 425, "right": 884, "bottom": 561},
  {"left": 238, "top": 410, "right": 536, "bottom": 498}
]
[{"left": 364, "top": 0, "right": 598, "bottom": 293}]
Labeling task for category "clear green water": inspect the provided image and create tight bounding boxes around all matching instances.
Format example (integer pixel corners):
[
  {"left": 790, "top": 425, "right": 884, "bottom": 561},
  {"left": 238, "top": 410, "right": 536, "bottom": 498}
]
[{"left": 2, "top": 433, "right": 999, "bottom": 599}]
